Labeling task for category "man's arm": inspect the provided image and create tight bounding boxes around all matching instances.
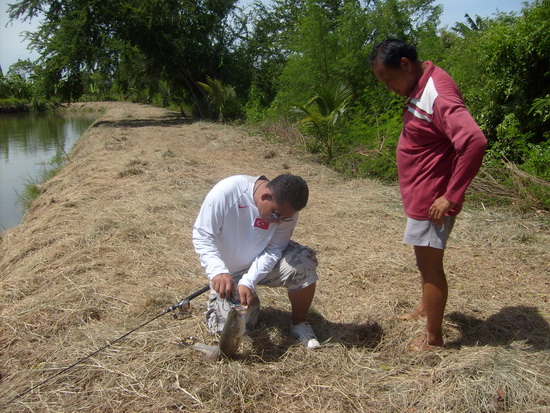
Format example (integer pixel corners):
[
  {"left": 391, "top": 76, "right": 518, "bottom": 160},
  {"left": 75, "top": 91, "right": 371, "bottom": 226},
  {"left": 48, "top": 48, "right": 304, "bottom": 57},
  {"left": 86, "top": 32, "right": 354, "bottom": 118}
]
[
  {"left": 192, "top": 179, "right": 236, "bottom": 299},
  {"left": 237, "top": 217, "right": 297, "bottom": 291},
  {"left": 435, "top": 93, "right": 487, "bottom": 207}
]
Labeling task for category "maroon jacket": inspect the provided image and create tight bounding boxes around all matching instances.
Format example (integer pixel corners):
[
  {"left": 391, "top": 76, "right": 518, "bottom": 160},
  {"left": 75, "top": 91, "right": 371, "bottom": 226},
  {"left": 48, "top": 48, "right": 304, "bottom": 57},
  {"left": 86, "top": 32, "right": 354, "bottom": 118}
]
[{"left": 397, "top": 61, "right": 487, "bottom": 220}]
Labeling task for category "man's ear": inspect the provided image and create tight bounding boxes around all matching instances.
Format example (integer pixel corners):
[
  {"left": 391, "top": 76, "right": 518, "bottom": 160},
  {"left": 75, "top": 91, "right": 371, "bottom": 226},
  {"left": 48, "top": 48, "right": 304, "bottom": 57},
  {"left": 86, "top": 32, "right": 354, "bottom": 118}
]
[
  {"left": 400, "top": 57, "right": 413, "bottom": 72},
  {"left": 260, "top": 192, "right": 272, "bottom": 201}
]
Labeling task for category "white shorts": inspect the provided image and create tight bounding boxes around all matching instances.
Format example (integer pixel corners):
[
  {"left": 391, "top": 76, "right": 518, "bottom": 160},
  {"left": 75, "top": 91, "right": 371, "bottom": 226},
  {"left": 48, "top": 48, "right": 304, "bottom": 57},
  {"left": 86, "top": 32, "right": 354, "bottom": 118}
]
[{"left": 403, "top": 216, "right": 456, "bottom": 250}]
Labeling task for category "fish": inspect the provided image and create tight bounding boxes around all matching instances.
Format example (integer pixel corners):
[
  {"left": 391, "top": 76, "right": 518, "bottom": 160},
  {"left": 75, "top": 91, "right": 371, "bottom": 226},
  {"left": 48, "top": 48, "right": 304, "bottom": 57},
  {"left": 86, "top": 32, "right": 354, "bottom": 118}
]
[
  {"left": 190, "top": 304, "right": 250, "bottom": 360},
  {"left": 218, "top": 304, "right": 249, "bottom": 358}
]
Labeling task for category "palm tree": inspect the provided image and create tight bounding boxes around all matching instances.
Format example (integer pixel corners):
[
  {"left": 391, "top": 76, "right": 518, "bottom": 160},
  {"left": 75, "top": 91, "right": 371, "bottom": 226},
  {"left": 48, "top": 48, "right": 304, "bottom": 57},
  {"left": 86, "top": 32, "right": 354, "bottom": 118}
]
[
  {"left": 452, "top": 13, "right": 488, "bottom": 36},
  {"left": 293, "top": 81, "right": 353, "bottom": 161},
  {"left": 197, "top": 76, "right": 237, "bottom": 122}
]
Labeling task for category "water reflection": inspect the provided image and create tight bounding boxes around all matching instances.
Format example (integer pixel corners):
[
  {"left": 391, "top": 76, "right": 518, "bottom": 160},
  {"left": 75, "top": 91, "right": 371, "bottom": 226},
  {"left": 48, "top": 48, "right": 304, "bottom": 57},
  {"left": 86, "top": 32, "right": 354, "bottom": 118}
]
[{"left": 0, "top": 111, "right": 99, "bottom": 232}]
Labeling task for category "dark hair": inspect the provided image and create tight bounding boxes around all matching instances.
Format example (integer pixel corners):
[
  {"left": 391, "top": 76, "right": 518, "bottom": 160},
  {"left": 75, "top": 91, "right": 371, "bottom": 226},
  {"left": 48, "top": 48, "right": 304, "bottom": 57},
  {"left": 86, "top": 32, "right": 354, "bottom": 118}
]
[
  {"left": 267, "top": 174, "right": 309, "bottom": 211},
  {"left": 370, "top": 38, "right": 418, "bottom": 68}
]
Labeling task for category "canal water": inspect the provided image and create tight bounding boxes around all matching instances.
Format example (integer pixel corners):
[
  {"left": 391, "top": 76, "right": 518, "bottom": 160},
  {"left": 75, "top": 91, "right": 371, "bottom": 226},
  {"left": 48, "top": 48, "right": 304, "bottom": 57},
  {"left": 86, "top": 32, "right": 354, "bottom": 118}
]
[{"left": 0, "top": 111, "right": 100, "bottom": 232}]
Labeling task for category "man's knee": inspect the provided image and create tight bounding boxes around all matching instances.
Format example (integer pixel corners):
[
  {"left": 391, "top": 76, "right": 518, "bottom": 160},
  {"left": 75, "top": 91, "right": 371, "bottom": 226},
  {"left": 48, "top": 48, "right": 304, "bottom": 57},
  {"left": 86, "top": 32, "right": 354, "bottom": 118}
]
[
  {"left": 414, "top": 246, "right": 444, "bottom": 274},
  {"left": 283, "top": 242, "right": 317, "bottom": 270},
  {"left": 279, "top": 243, "right": 318, "bottom": 288}
]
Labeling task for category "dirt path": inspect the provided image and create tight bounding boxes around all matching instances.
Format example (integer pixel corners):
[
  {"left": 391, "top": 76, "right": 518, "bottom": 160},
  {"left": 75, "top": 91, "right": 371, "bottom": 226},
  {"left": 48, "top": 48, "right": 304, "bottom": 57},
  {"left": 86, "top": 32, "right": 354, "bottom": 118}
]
[{"left": 1, "top": 102, "right": 549, "bottom": 412}]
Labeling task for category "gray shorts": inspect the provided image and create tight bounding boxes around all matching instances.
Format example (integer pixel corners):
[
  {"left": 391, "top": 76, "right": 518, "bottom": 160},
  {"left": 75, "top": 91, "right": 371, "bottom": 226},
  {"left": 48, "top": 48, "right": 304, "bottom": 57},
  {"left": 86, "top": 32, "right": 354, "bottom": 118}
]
[
  {"left": 205, "top": 241, "right": 318, "bottom": 334},
  {"left": 403, "top": 216, "right": 456, "bottom": 250}
]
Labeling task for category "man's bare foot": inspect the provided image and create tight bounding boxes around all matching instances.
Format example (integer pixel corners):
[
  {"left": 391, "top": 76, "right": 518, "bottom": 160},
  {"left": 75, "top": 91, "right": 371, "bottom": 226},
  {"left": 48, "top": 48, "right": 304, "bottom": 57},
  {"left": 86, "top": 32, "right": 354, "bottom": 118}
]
[
  {"left": 396, "top": 309, "right": 426, "bottom": 321},
  {"left": 406, "top": 334, "right": 443, "bottom": 352}
]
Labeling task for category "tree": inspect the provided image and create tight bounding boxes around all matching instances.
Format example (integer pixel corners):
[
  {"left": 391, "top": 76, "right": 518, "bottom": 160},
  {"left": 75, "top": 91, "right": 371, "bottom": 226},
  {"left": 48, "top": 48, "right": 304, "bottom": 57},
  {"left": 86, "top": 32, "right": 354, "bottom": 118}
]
[
  {"left": 452, "top": 13, "right": 489, "bottom": 35},
  {"left": 197, "top": 76, "right": 238, "bottom": 121},
  {"left": 0, "top": 60, "right": 37, "bottom": 100},
  {"left": 239, "top": 0, "right": 306, "bottom": 118},
  {"left": 7, "top": 0, "right": 247, "bottom": 112},
  {"left": 272, "top": 0, "right": 349, "bottom": 114},
  {"left": 293, "top": 81, "right": 353, "bottom": 160},
  {"left": 270, "top": 0, "right": 441, "bottom": 115},
  {"left": 444, "top": 0, "right": 549, "bottom": 158}
]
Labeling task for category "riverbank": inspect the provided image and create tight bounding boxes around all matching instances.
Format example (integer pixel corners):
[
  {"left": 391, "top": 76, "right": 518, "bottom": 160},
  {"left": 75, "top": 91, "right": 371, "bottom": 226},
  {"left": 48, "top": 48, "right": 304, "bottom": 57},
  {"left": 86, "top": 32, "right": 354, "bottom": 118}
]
[
  {"left": 0, "top": 98, "right": 52, "bottom": 113},
  {"left": 1, "top": 102, "right": 549, "bottom": 412},
  {"left": 0, "top": 99, "right": 32, "bottom": 113},
  {"left": 1, "top": 108, "right": 102, "bottom": 231}
]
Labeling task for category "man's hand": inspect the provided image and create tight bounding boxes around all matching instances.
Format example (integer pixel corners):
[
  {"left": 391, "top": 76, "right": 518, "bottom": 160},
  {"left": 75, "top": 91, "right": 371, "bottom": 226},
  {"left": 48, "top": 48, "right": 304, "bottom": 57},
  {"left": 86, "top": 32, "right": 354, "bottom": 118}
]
[
  {"left": 211, "top": 273, "right": 234, "bottom": 299},
  {"left": 238, "top": 285, "right": 254, "bottom": 307},
  {"left": 428, "top": 196, "right": 455, "bottom": 227}
]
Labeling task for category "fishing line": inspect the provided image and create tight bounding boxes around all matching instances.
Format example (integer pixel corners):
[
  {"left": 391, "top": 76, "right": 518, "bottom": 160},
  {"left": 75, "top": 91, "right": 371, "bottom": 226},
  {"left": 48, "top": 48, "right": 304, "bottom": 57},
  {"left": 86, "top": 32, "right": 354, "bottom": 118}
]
[{"left": 6, "top": 284, "right": 210, "bottom": 405}]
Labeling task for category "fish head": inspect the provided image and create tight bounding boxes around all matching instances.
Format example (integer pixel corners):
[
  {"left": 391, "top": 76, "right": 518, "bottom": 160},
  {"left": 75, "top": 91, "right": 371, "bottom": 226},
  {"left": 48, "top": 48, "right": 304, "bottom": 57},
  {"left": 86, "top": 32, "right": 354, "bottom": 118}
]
[{"left": 232, "top": 304, "right": 248, "bottom": 317}]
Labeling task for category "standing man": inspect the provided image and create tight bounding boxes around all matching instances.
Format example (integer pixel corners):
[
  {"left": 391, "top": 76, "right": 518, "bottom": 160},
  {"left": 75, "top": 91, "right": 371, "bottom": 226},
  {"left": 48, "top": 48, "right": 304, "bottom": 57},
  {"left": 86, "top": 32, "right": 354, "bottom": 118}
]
[
  {"left": 193, "top": 174, "right": 320, "bottom": 348},
  {"left": 370, "top": 39, "right": 487, "bottom": 350}
]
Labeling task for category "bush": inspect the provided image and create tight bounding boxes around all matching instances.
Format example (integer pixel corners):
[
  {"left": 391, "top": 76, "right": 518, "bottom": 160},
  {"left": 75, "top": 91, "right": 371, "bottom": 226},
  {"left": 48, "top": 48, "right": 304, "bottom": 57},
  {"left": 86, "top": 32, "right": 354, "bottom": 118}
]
[
  {"left": 0, "top": 98, "right": 30, "bottom": 112},
  {"left": 326, "top": 91, "right": 402, "bottom": 181},
  {"left": 487, "top": 113, "right": 532, "bottom": 164},
  {"left": 520, "top": 141, "right": 550, "bottom": 181},
  {"left": 469, "top": 161, "right": 550, "bottom": 212},
  {"left": 31, "top": 98, "right": 49, "bottom": 112},
  {"left": 332, "top": 150, "right": 398, "bottom": 182}
]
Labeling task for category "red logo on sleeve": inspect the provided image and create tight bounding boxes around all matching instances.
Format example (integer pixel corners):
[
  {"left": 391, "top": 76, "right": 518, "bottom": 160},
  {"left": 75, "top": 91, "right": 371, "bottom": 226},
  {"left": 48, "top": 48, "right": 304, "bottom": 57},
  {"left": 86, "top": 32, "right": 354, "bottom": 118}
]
[{"left": 254, "top": 218, "right": 269, "bottom": 230}]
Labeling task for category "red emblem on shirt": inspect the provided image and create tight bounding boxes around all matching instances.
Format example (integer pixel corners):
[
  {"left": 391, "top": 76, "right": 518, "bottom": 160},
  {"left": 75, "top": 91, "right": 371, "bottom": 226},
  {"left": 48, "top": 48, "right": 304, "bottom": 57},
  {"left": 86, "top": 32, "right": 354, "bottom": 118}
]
[{"left": 254, "top": 218, "right": 269, "bottom": 230}]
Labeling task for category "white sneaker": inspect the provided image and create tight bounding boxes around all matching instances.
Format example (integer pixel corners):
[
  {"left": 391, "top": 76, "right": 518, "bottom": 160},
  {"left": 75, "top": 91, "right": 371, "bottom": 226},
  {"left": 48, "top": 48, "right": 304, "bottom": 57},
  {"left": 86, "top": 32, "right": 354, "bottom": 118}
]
[{"left": 290, "top": 322, "right": 320, "bottom": 349}]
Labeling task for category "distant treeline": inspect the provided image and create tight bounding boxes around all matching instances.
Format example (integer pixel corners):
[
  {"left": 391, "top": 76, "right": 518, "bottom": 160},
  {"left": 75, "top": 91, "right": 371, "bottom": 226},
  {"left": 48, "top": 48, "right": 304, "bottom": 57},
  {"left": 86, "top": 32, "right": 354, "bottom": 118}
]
[{"left": 1, "top": 0, "right": 548, "bottom": 209}]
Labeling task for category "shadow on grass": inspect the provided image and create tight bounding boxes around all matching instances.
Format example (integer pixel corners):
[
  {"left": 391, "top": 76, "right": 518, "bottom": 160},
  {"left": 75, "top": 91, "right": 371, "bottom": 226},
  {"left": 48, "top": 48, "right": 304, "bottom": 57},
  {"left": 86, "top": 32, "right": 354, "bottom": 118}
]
[
  {"left": 247, "top": 307, "right": 383, "bottom": 362},
  {"left": 446, "top": 306, "right": 550, "bottom": 351},
  {"left": 93, "top": 115, "right": 197, "bottom": 129}
]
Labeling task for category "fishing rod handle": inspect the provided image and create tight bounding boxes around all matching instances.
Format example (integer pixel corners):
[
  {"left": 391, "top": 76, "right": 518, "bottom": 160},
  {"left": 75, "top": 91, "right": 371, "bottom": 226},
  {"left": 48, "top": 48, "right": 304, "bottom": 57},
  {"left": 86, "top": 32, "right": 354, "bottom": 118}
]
[{"left": 165, "top": 284, "right": 210, "bottom": 313}]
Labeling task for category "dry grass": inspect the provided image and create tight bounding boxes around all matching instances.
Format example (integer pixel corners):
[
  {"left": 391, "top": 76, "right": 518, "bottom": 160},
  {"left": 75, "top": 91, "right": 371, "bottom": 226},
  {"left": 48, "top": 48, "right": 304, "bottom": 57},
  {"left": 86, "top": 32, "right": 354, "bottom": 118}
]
[{"left": 1, "top": 102, "right": 549, "bottom": 412}]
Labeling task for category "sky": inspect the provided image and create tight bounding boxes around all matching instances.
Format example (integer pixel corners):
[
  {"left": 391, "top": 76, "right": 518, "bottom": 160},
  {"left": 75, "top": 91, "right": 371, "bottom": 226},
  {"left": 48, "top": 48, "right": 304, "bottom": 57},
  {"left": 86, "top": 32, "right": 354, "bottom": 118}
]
[{"left": 0, "top": 0, "right": 530, "bottom": 73}]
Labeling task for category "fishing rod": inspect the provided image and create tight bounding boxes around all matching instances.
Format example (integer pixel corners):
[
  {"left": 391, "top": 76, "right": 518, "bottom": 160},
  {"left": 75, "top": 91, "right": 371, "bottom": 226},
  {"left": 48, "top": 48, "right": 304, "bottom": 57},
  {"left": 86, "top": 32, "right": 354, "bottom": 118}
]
[{"left": 6, "top": 284, "right": 210, "bottom": 405}]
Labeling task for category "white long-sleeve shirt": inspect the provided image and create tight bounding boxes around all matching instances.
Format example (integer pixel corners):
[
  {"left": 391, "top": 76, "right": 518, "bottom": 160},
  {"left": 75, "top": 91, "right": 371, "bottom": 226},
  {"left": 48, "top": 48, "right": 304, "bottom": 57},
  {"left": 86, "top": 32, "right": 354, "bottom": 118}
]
[{"left": 192, "top": 175, "right": 298, "bottom": 291}]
